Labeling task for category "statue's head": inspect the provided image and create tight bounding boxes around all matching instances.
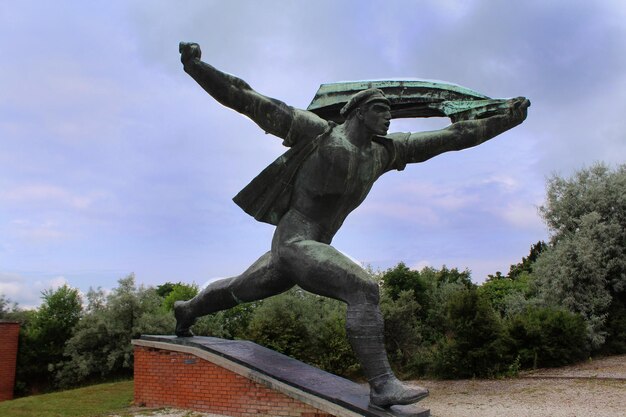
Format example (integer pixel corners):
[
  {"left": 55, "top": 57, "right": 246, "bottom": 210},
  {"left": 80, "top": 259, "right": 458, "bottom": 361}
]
[{"left": 341, "top": 88, "right": 391, "bottom": 135}]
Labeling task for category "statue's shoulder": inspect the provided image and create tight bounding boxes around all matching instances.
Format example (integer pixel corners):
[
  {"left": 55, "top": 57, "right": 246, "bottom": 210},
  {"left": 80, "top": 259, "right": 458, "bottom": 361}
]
[
  {"left": 283, "top": 109, "right": 331, "bottom": 147},
  {"left": 373, "top": 133, "right": 410, "bottom": 172}
]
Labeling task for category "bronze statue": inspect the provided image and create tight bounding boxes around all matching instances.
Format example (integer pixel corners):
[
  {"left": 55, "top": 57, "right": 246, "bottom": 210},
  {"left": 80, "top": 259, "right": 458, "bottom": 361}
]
[{"left": 175, "top": 42, "right": 529, "bottom": 409}]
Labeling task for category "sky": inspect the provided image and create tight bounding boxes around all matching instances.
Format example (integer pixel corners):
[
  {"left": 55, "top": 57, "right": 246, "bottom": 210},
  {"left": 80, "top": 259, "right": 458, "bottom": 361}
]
[{"left": 1, "top": 1, "right": 626, "bottom": 308}]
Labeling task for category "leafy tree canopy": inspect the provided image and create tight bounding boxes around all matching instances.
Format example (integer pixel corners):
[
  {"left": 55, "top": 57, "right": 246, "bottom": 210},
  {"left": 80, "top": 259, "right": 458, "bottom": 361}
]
[{"left": 534, "top": 163, "right": 626, "bottom": 349}]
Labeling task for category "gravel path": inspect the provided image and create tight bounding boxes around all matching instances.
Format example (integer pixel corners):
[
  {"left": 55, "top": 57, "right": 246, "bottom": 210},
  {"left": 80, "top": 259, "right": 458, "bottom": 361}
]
[
  {"left": 420, "top": 354, "right": 626, "bottom": 417},
  {"left": 118, "top": 355, "right": 626, "bottom": 417}
]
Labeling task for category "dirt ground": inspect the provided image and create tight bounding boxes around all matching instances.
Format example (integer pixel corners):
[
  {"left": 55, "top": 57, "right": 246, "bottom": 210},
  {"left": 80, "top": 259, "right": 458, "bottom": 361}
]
[
  {"left": 120, "top": 354, "right": 626, "bottom": 417},
  {"left": 418, "top": 354, "right": 626, "bottom": 417}
]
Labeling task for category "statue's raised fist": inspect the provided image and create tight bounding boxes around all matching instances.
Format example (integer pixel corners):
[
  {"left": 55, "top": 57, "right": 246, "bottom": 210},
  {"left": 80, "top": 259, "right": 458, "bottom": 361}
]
[
  {"left": 179, "top": 42, "right": 201, "bottom": 65},
  {"left": 504, "top": 96, "right": 530, "bottom": 123}
]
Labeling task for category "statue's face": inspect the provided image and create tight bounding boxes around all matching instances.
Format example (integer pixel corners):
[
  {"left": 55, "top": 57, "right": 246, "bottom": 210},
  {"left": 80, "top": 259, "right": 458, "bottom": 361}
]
[{"left": 359, "top": 101, "right": 391, "bottom": 136}]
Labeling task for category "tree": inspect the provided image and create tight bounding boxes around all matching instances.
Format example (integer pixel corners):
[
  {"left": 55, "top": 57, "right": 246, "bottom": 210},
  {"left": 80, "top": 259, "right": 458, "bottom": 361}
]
[
  {"left": 56, "top": 274, "right": 174, "bottom": 387},
  {"left": 534, "top": 163, "right": 626, "bottom": 350},
  {"left": 479, "top": 273, "right": 531, "bottom": 317},
  {"left": 381, "top": 262, "right": 427, "bottom": 303},
  {"left": 15, "top": 285, "right": 82, "bottom": 393},
  {"left": 0, "top": 294, "right": 18, "bottom": 318},
  {"left": 507, "top": 241, "right": 548, "bottom": 279},
  {"left": 162, "top": 282, "right": 199, "bottom": 312},
  {"left": 431, "top": 288, "right": 510, "bottom": 378},
  {"left": 155, "top": 282, "right": 177, "bottom": 298},
  {"left": 36, "top": 285, "right": 83, "bottom": 345},
  {"left": 379, "top": 289, "right": 422, "bottom": 371}
]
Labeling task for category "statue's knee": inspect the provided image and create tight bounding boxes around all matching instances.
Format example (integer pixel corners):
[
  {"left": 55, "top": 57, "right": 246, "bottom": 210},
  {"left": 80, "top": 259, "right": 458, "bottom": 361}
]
[{"left": 362, "top": 279, "right": 380, "bottom": 304}]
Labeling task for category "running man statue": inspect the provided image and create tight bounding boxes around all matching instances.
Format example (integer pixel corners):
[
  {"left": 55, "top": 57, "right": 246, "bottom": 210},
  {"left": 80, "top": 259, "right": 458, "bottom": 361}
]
[{"left": 175, "top": 42, "right": 530, "bottom": 409}]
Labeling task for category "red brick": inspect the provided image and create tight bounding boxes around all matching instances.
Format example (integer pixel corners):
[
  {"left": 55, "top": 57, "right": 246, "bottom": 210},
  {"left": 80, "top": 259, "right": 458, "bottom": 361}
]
[
  {"left": 0, "top": 322, "right": 20, "bottom": 402},
  {"left": 133, "top": 344, "right": 335, "bottom": 416}
]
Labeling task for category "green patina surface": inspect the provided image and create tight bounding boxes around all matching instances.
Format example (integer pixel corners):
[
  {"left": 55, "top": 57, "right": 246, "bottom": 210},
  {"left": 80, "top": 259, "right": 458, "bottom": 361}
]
[{"left": 307, "top": 79, "right": 508, "bottom": 122}]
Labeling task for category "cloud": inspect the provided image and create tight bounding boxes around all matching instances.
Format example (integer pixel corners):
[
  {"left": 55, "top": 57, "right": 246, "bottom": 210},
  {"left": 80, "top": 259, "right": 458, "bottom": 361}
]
[
  {"left": 0, "top": 272, "right": 69, "bottom": 309},
  {"left": 10, "top": 219, "right": 67, "bottom": 242},
  {"left": 480, "top": 175, "right": 519, "bottom": 193},
  {"left": 495, "top": 201, "right": 544, "bottom": 230},
  {"left": 409, "top": 260, "right": 432, "bottom": 271},
  {"left": 0, "top": 184, "right": 102, "bottom": 210}
]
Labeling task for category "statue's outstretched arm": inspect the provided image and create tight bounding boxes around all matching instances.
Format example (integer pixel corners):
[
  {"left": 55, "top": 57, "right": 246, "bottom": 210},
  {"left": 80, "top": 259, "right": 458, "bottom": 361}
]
[
  {"left": 400, "top": 97, "right": 530, "bottom": 164},
  {"left": 180, "top": 42, "right": 294, "bottom": 139}
]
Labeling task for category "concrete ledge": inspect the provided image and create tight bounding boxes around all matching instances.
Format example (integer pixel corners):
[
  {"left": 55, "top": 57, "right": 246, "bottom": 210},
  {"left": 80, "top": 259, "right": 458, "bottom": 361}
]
[{"left": 133, "top": 335, "right": 429, "bottom": 417}]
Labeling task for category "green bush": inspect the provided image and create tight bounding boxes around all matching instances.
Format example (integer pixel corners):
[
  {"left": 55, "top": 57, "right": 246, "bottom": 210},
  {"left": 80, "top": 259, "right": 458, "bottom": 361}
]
[
  {"left": 479, "top": 273, "right": 531, "bottom": 317},
  {"left": 380, "top": 289, "right": 422, "bottom": 371},
  {"left": 431, "top": 288, "right": 511, "bottom": 378},
  {"left": 245, "top": 288, "right": 359, "bottom": 377},
  {"left": 602, "top": 294, "right": 626, "bottom": 354},
  {"left": 506, "top": 307, "right": 589, "bottom": 368}
]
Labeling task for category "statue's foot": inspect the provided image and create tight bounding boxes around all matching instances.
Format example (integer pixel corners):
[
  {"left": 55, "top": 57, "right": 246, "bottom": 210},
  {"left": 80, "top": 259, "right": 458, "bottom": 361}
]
[
  {"left": 174, "top": 300, "right": 196, "bottom": 337},
  {"left": 369, "top": 374, "right": 429, "bottom": 409}
]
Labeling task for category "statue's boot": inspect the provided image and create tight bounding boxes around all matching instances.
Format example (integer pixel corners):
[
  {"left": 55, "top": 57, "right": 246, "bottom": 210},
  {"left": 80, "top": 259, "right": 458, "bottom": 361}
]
[
  {"left": 174, "top": 278, "right": 239, "bottom": 337},
  {"left": 346, "top": 304, "right": 429, "bottom": 408},
  {"left": 368, "top": 373, "right": 429, "bottom": 409},
  {"left": 174, "top": 300, "right": 197, "bottom": 337}
]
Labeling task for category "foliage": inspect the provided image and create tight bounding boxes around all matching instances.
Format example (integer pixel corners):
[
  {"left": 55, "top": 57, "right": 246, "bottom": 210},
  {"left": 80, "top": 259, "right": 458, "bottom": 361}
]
[
  {"left": 14, "top": 285, "right": 82, "bottom": 394},
  {"left": 380, "top": 289, "right": 422, "bottom": 370},
  {"left": 507, "top": 241, "right": 548, "bottom": 279},
  {"left": 419, "top": 266, "right": 474, "bottom": 345},
  {"left": 431, "top": 288, "right": 511, "bottom": 378},
  {"left": 162, "top": 282, "right": 199, "bottom": 312},
  {"left": 381, "top": 262, "right": 428, "bottom": 304},
  {"left": 37, "top": 286, "right": 83, "bottom": 345},
  {"left": 192, "top": 300, "right": 263, "bottom": 340},
  {"left": 55, "top": 275, "right": 174, "bottom": 388},
  {"left": 155, "top": 281, "right": 177, "bottom": 298},
  {"left": 0, "top": 294, "right": 19, "bottom": 318},
  {"left": 601, "top": 293, "right": 626, "bottom": 354},
  {"left": 506, "top": 307, "right": 589, "bottom": 368},
  {"left": 479, "top": 273, "right": 532, "bottom": 317},
  {"left": 246, "top": 288, "right": 359, "bottom": 376},
  {"left": 534, "top": 163, "right": 626, "bottom": 349},
  {"left": 488, "top": 241, "right": 547, "bottom": 281}
]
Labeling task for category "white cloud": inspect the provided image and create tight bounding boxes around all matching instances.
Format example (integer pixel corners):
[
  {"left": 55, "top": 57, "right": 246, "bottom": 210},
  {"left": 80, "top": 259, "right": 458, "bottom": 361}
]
[
  {"left": 409, "top": 260, "right": 432, "bottom": 271},
  {"left": 496, "top": 201, "right": 544, "bottom": 230},
  {"left": 11, "top": 219, "right": 67, "bottom": 242},
  {"left": 0, "top": 184, "right": 102, "bottom": 210},
  {"left": 481, "top": 175, "right": 519, "bottom": 193},
  {"left": 0, "top": 272, "right": 69, "bottom": 309},
  {"left": 0, "top": 273, "right": 24, "bottom": 299},
  {"left": 396, "top": 181, "right": 481, "bottom": 210},
  {"left": 361, "top": 201, "right": 441, "bottom": 226}
]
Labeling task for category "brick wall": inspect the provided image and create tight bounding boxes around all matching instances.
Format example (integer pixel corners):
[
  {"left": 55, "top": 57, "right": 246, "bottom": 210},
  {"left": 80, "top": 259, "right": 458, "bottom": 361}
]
[
  {"left": 134, "top": 345, "right": 335, "bottom": 417},
  {"left": 0, "top": 321, "right": 20, "bottom": 402}
]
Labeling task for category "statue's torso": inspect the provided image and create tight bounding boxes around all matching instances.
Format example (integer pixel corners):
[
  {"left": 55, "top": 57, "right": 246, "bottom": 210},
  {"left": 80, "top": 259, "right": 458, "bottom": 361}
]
[{"left": 287, "top": 129, "right": 388, "bottom": 242}]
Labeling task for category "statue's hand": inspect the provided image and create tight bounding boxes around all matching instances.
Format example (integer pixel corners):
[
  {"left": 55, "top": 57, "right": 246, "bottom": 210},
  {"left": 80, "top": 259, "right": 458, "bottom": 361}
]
[
  {"left": 507, "top": 97, "right": 531, "bottom": 123},
  {"left": 179, "top": 42, "right": 202, "bottom": 65}
]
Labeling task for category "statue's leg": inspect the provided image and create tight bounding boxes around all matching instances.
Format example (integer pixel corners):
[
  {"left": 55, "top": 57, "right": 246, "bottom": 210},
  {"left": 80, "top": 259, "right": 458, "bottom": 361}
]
[
  {"left": 277, "top": 240, "right": 428, "bottom": 408},
  {"left": 174, "top": 251, "right": 292, "bottom": 337}
]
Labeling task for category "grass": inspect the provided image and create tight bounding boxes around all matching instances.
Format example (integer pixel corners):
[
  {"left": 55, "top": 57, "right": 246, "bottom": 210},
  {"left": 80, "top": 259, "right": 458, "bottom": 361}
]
[{"left": 0, "top": 380, "right": 134, "bottom": 417}]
